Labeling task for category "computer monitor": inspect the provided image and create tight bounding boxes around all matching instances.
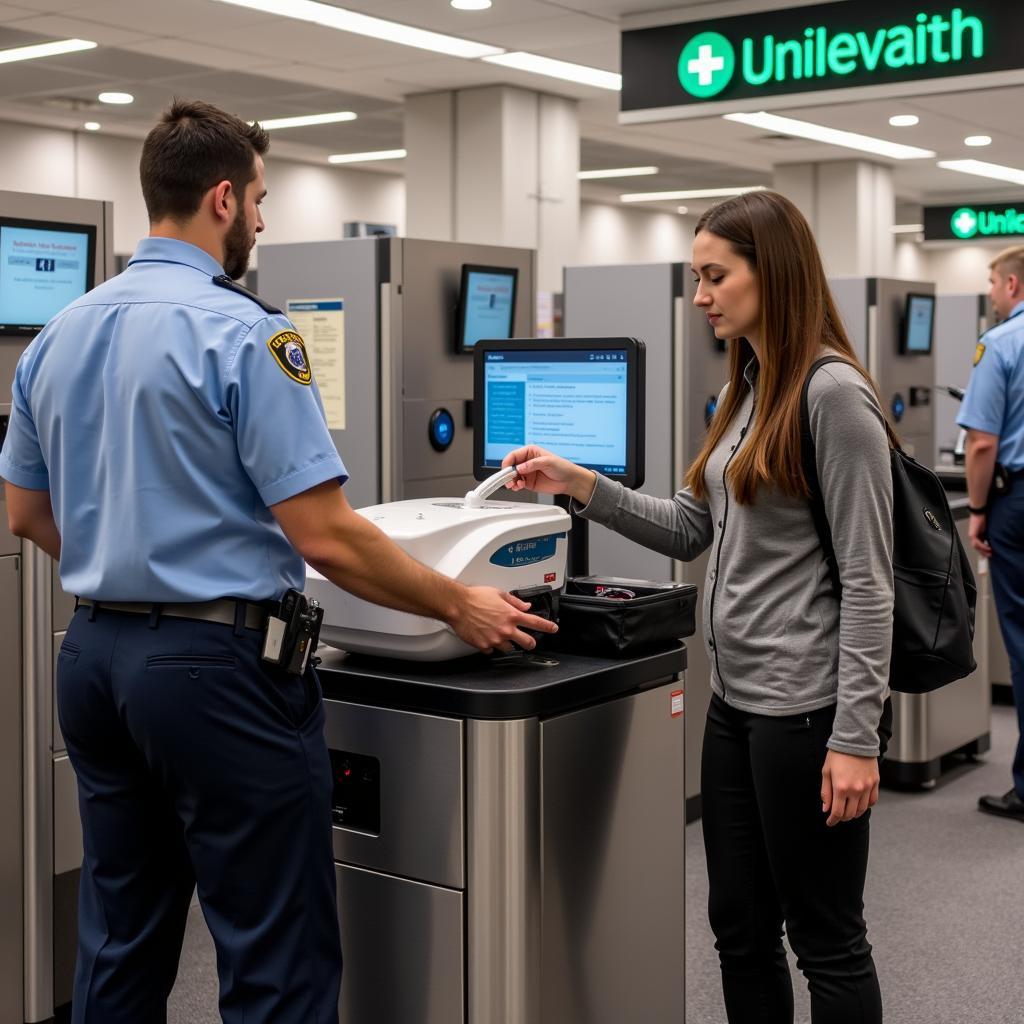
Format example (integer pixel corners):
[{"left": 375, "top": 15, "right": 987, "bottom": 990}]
[
  {"left": 473, "top": 337, "right": 646, "bottom": 489},
  {"left": 455, "top": 264, "right": 518, "bottom": 354},
  {"left": 900, "top": 292, "right": 935, "bottom": 355},
  {"left": 0, "top": 217, "right": 96, "bottom": 336}
]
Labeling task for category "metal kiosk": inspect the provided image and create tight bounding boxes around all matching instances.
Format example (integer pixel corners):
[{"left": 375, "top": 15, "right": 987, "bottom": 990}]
[{"left": 314, "top": 338, "right": 689, "bottom": 1023}]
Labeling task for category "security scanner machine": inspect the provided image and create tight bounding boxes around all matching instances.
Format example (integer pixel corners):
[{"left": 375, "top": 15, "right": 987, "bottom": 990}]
[
  {"left": 258, "top": 237, "right": 534, "bottom": 509},
  {"left": 830, "top": 278, "right": 990, "bottom": 784},
  {"left": 563, "top": 263, "right": 725, "bottom": 818},
  {"left": 0, "top": 191, "right": 114, "bottom": 1021},
  {"left": 310, "top": 338, "right": 690, "bottom": 1023}
]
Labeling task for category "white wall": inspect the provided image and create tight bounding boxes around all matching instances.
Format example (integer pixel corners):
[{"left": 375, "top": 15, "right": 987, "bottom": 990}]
[
  {"left": 578, "top": 200, "right": 697, "bottom": 268},
  {"left": 0, "top": 120, "right": 405, "bottom": 261},
  {"left": 895, "top": 238, "right": 1008, "bottom": 294}
]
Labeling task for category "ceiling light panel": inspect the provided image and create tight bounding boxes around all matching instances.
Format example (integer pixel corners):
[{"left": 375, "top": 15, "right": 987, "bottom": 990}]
[
  {"left": 964, "top": 135, "right": 992, "bottom": 147},
  {"left": 482, "top": 52, "right": 621, "bottom": 91},
  {"left": 0, "top": 38, "right": 96, "bottom": 65},
  {"left": 889, "top": 115, "right": 919, "bottom": 127},
  {"left": 255, "top": 111, "right": 357, "bottom": 130},
  {"left": 938, "top": 160, "right": 1024, "bottom": 187},
  {"left": 98, "top": 92, "right": 134, "bottom": 104},
  {"left": 724, "top": 112, "right": 934, "bottom": 160},
  {"left": 328, "top": 148, "right": 406, "bottom": 164},
  {"left": 578, "top": 166, "right": 659, "bottom": 180},
  {"left": 620, "top": 186, "right": 767, "bottom": 202},
  {"left": 210, "top": 0, "right": 502, "bottom": 59}
]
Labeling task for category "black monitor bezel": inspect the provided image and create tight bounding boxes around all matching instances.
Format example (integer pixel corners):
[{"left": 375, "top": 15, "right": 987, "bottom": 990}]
[
  {"left": 900, "top": 291, "right": 935, "bottom": 356},
  {"left": 454, "top": 263, "right": 518, "bottom": 355},
  {"left": 473, "top": 336, "right": 646, "bottom": 489},
  {"left": 0, "top": 216, "right": 97, "bottom": 336}
]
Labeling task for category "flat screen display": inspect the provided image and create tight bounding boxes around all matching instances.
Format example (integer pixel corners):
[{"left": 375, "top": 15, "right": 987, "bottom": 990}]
[
  {"left": 902, "top": 293, "right": 935, "bottom": 355},
  {"left": 474, "top": 338, "right": 646, "bottom": 488},
  {"left": 456, "top": 264, "right": 517, "bottom": 353},
  {"left": 0, "top": 218, "right": 96, "bottom": 334}
]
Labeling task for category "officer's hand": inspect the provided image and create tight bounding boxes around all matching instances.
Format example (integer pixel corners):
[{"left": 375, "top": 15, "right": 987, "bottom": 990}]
[
  {"left": 969, "top": 513, "right": 992, "bottom": 558},
  {"left": 821, "top": 750, "right": 879, "bottom": 827},
  {"left": 501, "top": 445, "right": 597, "bottom": 505},
  {"left": 451, "top": 586, "right": 558, "bottom": 654}
]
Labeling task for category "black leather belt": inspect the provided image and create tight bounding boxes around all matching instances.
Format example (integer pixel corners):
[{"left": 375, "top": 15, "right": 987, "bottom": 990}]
[{"left": 77, "top": 597, "right": 272, "bottom": 630}]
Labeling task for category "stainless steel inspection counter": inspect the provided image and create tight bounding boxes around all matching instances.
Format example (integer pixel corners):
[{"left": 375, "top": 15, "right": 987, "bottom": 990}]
[{"left": 317, "top": 642, "right": 688, "bottom": 1024}]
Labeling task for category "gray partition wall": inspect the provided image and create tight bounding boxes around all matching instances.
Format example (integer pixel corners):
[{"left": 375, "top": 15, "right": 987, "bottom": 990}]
[
  {"left": 259, "top": 237, "right": 535, "bottom": 506},
  {"left": 0, "top": 189, "right": 114, "bottom": 1023},
  {"left": 564, "top": 262, "right": 726, "bottom": 813},
  {"left": 934, "top": 294, "right": 989, "bottom": 465}
]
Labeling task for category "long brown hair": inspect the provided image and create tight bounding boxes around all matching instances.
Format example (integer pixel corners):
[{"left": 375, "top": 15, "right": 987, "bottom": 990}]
[{"left": 684, "top": 190, "right": 881, "bottom": 504}]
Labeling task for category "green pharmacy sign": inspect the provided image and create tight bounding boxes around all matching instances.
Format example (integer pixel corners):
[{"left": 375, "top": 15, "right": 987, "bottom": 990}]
[
  {"left": 925, "top": 203, "right": 1024, "bottom": 241},
  {"left": 622, "top": 0, "right": 1024, "bottom": 121}
]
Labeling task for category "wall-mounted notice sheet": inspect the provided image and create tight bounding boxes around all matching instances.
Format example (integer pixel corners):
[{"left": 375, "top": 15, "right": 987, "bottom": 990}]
[{"left": 286, "top": 297, "right": 346, "bottom": 430}]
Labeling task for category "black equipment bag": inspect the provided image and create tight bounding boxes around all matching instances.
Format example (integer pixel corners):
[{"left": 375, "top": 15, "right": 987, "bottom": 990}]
[{"left": 800, "top": 356, "right": 977, "bottom": 694}]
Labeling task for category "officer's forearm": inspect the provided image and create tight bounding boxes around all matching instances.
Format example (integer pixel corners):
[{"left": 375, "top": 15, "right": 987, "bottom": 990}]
[
  {"left": 4, "top": 483, "right": 61, "bottom": 561},
  {"left": 964, "top": 431, "right": 999, "bottom": 510}
]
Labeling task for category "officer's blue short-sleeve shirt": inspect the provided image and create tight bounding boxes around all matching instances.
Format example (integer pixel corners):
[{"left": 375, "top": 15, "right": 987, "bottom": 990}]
[
  {"left": 958, "top": 301, "right": 1024, "bottom": 472},
  {"left": 0, "top": 237, "right": 348, "bottom": 602}
]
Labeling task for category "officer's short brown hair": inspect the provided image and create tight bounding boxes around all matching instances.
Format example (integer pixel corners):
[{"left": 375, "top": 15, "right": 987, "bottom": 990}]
[
  {"left": 140, "top": 99, "right": 269, "bottom": 223},
  {"left": 990, "top": 245, "right": 1024, "bottom": 282}
]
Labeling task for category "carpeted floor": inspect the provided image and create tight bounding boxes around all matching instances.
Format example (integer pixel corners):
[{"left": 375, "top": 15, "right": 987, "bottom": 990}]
[{"left": 168, "top": 704, "right": 1024, "bottom": 1023}]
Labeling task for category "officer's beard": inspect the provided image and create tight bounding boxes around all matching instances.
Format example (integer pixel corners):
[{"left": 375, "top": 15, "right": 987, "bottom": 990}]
[{"left": 223, "top": 206, "right": 254, "bottom": 281}]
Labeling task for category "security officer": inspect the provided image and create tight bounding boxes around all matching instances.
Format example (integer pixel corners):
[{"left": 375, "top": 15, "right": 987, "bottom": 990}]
[
  {"left": 959, "top": 243, "right": 1024, "bottom": 823},
  {"left": 0, "top": 99, "right": 556, "bottom": 1024}
]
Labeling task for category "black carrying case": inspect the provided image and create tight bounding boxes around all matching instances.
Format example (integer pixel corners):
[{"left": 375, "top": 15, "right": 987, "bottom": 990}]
[{"left": 548, "top": 575, "right": 698, "bottom": 658}]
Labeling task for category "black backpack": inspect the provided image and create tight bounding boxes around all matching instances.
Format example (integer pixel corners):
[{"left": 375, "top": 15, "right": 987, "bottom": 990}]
[{"left": 800, "top": 356, "right": 977, "bottom": 694}]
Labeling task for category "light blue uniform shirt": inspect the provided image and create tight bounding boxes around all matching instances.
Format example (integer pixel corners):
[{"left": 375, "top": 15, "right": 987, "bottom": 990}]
[
  {"left": 958, "top": 301, "right": 1024, "bottom": 472},
  {"left": 0, "top": 237, "right": 347, "bottom": 602}
]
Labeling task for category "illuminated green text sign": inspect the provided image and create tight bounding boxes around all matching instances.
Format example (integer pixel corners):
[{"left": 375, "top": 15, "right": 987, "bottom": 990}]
[
  {"left": 924, "top": 203, "right": 1024, "bottom": 241},
  {"left": 622, "top": 0, "right": 1023, "bottom": 120}
]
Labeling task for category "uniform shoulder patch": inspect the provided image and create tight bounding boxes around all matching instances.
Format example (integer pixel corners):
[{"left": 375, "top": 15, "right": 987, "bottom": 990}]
[
  {"left": 267, "top": 330, "right": 313, "bottom": 385},
  {"left": 974, "top": 342, "right": 986, "bottom": 366},
  {"left": 212, "top": 274, "right": 282, "bottom": 314}
]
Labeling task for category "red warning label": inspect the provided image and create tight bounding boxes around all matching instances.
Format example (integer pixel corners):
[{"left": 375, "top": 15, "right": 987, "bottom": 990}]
[{"left": 670, "top": 690, "right": 683, "bottom": 718}]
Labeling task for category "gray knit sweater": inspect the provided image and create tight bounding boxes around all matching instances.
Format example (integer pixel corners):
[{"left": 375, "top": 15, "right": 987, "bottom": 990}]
[{"left": 578, "top": 358, "right": 894, "bottom": 757}]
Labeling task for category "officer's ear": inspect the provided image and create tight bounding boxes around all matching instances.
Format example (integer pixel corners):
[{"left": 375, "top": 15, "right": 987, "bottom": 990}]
[{"left": 210, "top": 179, "right": 235, "bottom": 225}]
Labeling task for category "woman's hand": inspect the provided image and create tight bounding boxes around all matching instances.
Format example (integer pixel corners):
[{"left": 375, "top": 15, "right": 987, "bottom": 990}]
[
  {"left": 821, "top": 750, "right": 880, "bottom": 827},
  {"left": 501, "top": 445, "right": 597, "bottom": 505}
]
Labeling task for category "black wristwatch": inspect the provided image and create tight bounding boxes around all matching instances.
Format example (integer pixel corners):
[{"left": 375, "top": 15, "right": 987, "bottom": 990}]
[{"left": 968, "top": 504, "right": 987, "bottom": 515}]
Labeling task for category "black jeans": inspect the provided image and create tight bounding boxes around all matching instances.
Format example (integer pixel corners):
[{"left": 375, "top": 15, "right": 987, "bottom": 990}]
[{"left": 702, "top": 693, "right": 892, "bottom": 1024}]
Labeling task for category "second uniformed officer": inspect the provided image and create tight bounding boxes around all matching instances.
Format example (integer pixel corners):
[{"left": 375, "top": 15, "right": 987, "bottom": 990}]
[
  {"left": 0, "top": 100, "right": 556, "bottom": 1023},
  {"left": 959, "top": 244, "right": 1024, "bottom": 823}
]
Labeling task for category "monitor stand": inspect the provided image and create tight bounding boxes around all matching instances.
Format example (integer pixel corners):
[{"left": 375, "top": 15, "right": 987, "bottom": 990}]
[{"left": 556, "top": 494, "right": 588, "bottom": 579}]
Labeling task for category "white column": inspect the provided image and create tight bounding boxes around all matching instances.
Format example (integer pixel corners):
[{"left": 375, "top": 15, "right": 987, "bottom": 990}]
[
  {"left": 405, "top": 86, "right": 579, "bottom": 293},
  {"left": 774, "top": 160, "right": 894, "bottom": 277}
]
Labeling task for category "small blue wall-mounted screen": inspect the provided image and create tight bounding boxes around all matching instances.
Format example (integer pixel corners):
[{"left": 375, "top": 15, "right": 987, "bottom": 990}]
[
  {"left": 456, "top": 265, "right": 517, "bottom": 352},
  {"left": 902, "top": 293, "right": 935, "bottom": 355},
  {"left": 0, "top": 218, "right": 95, "bottom": 334},
  {"left": 474, "top": 338, "right": 645, "bottom": 488}
]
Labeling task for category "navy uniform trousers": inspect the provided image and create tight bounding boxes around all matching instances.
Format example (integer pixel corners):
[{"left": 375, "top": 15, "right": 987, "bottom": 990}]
[
  {"left": 987, "top": 481, "right": 1024, "bottom": 798},
  {"left": 57, "top": 604, "right": 342, "bottom": 1024}
]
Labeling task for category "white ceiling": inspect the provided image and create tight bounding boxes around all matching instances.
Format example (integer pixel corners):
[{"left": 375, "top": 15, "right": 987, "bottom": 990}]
[{"left": 0, "top": 0, "right": 1020, "bottom": 207}]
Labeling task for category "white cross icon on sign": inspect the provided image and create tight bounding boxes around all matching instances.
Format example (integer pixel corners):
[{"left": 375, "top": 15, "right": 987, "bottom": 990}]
[
  {"left": 954, "top": 211, "right": 976, "bottom": 235},
  {"left": 688, "top": 44, "right": 725, "bottom": 86}
]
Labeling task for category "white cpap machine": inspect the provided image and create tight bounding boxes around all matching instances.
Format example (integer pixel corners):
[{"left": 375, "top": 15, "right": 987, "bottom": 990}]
[{"left": 305, "top": 467, "right": 571, "bottom": 661}]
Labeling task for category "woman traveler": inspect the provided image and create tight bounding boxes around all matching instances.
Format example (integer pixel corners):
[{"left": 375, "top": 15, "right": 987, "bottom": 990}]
[{"left": 502, "top": 189, "right": 893, "bottom": 1024}]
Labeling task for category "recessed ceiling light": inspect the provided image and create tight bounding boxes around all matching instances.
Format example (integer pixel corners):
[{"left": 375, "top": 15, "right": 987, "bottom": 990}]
[
  {"left": 482, "top": 51, "right": 621, "bottom": 91},
  {"left": 889, "top": 115, "right": 919, "bottom": 127},
  {"left": 578, "top": 166, "right": 658, "bottom": 180},
  {"left": 937, "top": 159, "right": 1024, "bottom": 186},
  {"left": 254, "top": 111, "right": 357, "bottom": 130},
  {"left": 98, "top": 91, "right": 133, "bottom": 105},
  {"left": 211, "top": 0, "right": 502, "bottom": 59},
  {"left": 964, "top": 135, "right": 992, "bottom": 147},
  {"left": 82, "top": 121, "right": 101, "bottom": 131},
  {"left": 0, "top": 38, "right": 96, "bottom": 65},
  {"left": 328, "top": 148, "right": 407, "bottom": 164},
  {"left": 620, "top": 186, "right": 766, "bottom": 203},
  {"left": 451, "top": 0, "right": 491, "bottom": 8},
  {"left": 677, "top": 206, "right": 689, "bottom": 215},
  {"left": 724, "top": 112, "right": 934, "bottom": 160}
]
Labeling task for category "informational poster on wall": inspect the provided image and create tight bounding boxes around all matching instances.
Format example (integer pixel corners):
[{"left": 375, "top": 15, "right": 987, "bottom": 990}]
[{"left": 286, "top": 298, "right": 346, "bottom": 430}]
